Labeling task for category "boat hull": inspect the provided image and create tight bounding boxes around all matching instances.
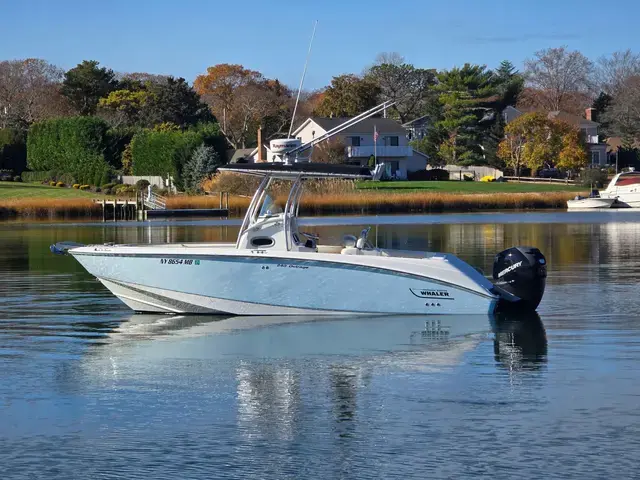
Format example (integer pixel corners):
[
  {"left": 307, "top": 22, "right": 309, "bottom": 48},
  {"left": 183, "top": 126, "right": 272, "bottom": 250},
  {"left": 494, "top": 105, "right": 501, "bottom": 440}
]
[
  {"left": 566, "top": 197, "right": 616, "bottom": 209},
  {"left": 71, "top": 250, "right": 498, "bottom": 316}
]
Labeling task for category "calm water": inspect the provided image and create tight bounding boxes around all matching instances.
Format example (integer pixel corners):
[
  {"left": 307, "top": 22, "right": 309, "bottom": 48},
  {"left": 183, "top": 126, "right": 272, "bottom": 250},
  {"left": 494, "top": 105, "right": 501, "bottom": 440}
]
[{"left": 2, "top": 212, "right": 640, "bottom": 479}]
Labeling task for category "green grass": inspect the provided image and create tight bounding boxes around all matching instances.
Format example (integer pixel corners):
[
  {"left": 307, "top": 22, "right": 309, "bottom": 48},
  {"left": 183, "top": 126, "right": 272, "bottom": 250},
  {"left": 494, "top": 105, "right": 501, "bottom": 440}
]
[
  {"left": 356, "top": 180, "right": 585, "bottom": 194},
  {"left": 0, "top": 182, "right": 100, "bottom": 200}
]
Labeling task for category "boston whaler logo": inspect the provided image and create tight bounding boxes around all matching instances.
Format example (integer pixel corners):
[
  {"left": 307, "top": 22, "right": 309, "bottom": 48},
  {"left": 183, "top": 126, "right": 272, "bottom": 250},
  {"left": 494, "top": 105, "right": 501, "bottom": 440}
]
[
  {"left": 497, "top": 261, "right": 523, "bottom": 278},
  {"left": 410, "top": 288, "right": 454, "bottom": 300}
]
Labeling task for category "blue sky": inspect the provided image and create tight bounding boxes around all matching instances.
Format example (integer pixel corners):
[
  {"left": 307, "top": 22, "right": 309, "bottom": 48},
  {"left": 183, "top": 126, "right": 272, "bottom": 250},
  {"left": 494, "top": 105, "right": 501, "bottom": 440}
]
[{"left": 1, "top": 0, "right": 638, "bottom": 89}]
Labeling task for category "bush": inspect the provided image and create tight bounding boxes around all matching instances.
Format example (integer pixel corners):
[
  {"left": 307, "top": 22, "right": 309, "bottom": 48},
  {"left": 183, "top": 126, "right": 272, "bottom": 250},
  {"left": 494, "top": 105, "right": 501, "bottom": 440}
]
[
  {"left": 136, "top": 179, "right": 151, "bottom": 191},
  {"left": 56, "top": 181, "right": 65, "bottom": 187},
  {"left": 131, "top": 122, "right": 226, "bottom": 190},
  {"left": 463, "top": 173, "right": 474, "bottom": 181},
  {"left": 73, "top": 184, "right": 80, "bottom": 189},
  {"left": 579, "top": 167, "right": 608, "bottom": 188},
  {"left": 79, "top": 185, "right": 90, "bottom": 190},
  {"left": 101, "top": 183, "right": 116, "bottom": 190},
  {"left": 49, "top": 181, "right": 57, "bottom": 186},
  {"left": 0, "top": 128, "right": 27, "bottom": 174},
  {"left": 94, "top": 186, "right": 102, "bottom": 193},
  {"left": 13, "top": 176, "right": 21, "bottom": 182},
  {"left": 480, "top": 175, "right": 495, "bottom": 182},
  {"left": 27, "top": 116, "right": 114, "bottom": 185},
  {"left": 407, "top": 169, "right": 450, "bottom": 181}
]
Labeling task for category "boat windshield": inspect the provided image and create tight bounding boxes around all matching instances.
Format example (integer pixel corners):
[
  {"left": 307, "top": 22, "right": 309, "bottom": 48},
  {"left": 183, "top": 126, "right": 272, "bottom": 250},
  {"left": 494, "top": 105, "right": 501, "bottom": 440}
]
[{"left": 258, "top": 194, "right": 283, "bottom": 217}]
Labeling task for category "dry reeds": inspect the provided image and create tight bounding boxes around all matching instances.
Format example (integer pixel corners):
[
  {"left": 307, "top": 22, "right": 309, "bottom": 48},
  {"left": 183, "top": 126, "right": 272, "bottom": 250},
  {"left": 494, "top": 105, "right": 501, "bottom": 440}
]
[
  {"left": 167, "top": 191, "right": 579, "bottom": 217},
  {"left": 0, "top": 198, "right": 101, "bottom": 220}
]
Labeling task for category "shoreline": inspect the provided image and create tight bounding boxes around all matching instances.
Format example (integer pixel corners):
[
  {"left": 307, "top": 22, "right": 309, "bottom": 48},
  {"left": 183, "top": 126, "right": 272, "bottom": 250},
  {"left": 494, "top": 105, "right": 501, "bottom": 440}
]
[{"left": 0, "top": 191, "right": 584, "bottom": 221}]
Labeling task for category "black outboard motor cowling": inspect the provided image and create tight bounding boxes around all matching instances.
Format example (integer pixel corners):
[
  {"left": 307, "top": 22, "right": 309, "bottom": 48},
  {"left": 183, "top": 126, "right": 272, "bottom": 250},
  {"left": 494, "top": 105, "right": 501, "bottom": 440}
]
[{"left": 492, "top": 246, "right": 547, "bottom": 310}]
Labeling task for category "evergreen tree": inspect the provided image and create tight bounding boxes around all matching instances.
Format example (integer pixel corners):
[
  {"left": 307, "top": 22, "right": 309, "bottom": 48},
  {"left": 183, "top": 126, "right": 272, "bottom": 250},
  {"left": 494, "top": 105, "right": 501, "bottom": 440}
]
[{"left": 184, "top": 144, "right": 221, "bottom": 192}]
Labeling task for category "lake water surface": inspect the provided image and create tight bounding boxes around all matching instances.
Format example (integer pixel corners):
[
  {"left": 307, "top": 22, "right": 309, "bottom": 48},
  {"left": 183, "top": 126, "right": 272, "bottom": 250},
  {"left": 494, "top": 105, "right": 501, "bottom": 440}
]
[{"left": 1, "top": 212, "right": 640, "bottom": 479}]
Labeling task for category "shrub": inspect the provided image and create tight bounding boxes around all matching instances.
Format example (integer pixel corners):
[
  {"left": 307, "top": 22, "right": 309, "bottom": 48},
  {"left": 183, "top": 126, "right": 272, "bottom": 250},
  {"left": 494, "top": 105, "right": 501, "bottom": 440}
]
[
  {"left": 407, "top": 168, "right": 450, "bottom": 181},
  {"left": 0, "top": 128, "right": 27, "bottom": 174},
  {"left": 13, "top": 176, "right": 21, "bottom": 182},
  {"left": 101, "top": 183, "right": 116, "bottom": 190},
  {"left": 56, "top": 182, "right": 65, "bottom": 187},
  {"left": 463, "top": 173, "right": 474, "bottom": 181},
  {"left": 73, "top": 184, "right": 80, "bottom": 189},
  {"left": 131, "top": 122, "right": 226, "bottom": 190},
  {"left": 480, "top": 175, "right": 495, "bottom": 182},
  {"left": 579, "top": 167, "right": 608, "bottom": 188},
  {"left": 79, "top": 185, "right": 90, "bottom": 190},
  {"left": 136, "top": 179, "right": 151, "bottom": 191},
  {"left": 27, "top": 116, "right": 114, "bottom": 185},
  {"left": 49, "top": 181, "right": 57, "bottom": 186},
  {"left": 94, "top": 186, "right": 102, "bottom": 193}
]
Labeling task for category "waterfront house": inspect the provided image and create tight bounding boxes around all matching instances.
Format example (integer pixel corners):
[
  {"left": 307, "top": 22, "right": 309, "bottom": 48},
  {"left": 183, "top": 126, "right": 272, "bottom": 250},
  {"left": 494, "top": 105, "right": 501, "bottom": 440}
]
[
  {"left": 247, "top": 117, "right": 428, "bottom": 179},
  {"left": 503, "top": 106, "right": 608, "bottom": 166}
]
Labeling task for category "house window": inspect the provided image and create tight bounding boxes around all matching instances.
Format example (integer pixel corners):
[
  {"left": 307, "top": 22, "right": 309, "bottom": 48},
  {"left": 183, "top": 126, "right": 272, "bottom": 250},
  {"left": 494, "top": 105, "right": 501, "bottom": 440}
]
[
  {"left": 387, "top": 136, "right": 399, "bottom": 146},
  {"left": 591, "top": 151, "right": 600, "bottom": 165},
  {"left": 350, "top": 136, "right": 360, "bottom": 147}
]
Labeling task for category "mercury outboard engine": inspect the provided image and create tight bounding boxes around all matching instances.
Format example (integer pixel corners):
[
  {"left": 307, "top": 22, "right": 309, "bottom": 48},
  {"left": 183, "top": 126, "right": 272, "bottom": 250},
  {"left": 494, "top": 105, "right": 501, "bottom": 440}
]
[{"left": 492, "top": 246, "right": 547, "bottom": 311}]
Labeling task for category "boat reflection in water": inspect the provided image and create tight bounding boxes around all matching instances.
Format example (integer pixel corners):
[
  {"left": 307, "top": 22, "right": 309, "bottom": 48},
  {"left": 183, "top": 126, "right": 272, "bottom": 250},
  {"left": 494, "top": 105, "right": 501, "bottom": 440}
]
[
  {"left": 492, "top": 312, "right": 547, "bottom": 371},
  {"left": 91, "top": 311, "right": 547, "bottom": 370}
]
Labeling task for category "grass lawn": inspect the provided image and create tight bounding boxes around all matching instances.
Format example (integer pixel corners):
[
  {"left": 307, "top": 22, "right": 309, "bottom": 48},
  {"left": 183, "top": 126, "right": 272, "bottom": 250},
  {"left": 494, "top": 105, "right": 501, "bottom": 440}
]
[
  {"left": 0, "top": 182, "right": 101, "bottom": 200},
  {"left": 356, "top": 180, "right": 585, "bottom": 194}
]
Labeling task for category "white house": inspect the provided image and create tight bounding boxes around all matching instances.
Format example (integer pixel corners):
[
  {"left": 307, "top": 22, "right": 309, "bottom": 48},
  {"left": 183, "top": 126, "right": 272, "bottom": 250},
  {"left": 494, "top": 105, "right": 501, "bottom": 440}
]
[
  {"left": 503, "top": 106, "right": 608, "bottom": 166},
  {"left": 246, "top": 117, "right": 428, "bottom": 179}
]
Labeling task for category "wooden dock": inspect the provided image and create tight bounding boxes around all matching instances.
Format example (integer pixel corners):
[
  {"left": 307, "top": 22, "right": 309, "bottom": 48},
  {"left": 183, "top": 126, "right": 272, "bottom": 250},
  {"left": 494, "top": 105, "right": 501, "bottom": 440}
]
[
  {"left": 94, "top": 199, "right": 138, "bottom": 221},
  {"left": 94, "top": 192, "right": 230, "bottom": 220}
]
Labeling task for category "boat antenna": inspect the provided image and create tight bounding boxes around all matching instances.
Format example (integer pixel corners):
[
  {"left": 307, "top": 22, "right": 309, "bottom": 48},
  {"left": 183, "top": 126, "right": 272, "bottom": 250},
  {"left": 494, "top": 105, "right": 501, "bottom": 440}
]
[{"left": 288, "top": 20, "right": 318, "bottom": 138}]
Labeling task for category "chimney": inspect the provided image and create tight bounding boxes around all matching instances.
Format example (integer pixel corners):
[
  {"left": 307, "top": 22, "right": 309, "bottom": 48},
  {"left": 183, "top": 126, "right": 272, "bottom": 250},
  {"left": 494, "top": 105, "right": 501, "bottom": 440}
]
[
  {"left": 585, "top": 108, "right": 595, "bottom": 122},
  {"left": 257, "top": 127, "right": 264, "bottom": 162}
]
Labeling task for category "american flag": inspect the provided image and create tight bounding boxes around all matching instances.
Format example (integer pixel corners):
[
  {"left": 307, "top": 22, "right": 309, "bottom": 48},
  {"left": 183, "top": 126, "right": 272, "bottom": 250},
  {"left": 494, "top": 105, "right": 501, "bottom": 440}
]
[{"left": 373, "top": 125, "right": 378, "bottom": 142}]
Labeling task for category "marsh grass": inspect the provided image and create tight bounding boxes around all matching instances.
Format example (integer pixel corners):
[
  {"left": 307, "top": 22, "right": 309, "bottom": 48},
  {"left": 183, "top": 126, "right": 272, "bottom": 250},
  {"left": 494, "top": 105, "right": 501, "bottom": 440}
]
[
  {"left": 168, "top": 190, "right": 581, "bottom": 216},
  {"left": 0, "top": 198, "right": 100, "bottom": 219}
]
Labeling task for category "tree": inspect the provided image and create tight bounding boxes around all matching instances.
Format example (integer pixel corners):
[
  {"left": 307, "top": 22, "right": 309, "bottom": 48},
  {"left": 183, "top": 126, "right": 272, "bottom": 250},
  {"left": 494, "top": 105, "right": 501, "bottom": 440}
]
[
  {"left": 498, "top": 113, "right": 553, "bottom": 175},
  {"left": 0, "top": 59, "right": 71, "bottom": 129},
  {"left": 433, "top": 64, "right": 496, "bottom": 165},
  {"left": 493, "top": 60, "right": 524, "bottom": 108},
  {"left": 183, "top": 144, "right": 222, "bottom": 192},
  {"left": 99, "top": 76, "right": 213, "bottom": 129},
  {"left": 365, "top": 62, "right": 436, "bottom": 123},
  {"left": 314, "top": 74, "right": 381, "bottom": 117},
  {"left": 194, "top": 64, "right": 291, "bottom": 148},
  {"left": 62, "top": 60, "right": 118, "bottom": 115},
  {"left": 601, "top": 75, "right": 640, "bottom": 146},
  {"left": 596, "top": 49, "right": 640, "bottom": 96},
  {"left": 523, "top": 47, "right": 595, "bottom": 112},
  {"left": 556, "top": 126, "right": 588, "bottom": 172},
  {"left": 498, "top": 112, "right": 587, "bottom": 175}
]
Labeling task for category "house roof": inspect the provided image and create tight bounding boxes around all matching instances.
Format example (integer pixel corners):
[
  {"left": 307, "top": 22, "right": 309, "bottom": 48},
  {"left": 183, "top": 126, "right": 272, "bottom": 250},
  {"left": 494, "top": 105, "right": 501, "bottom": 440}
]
[
  {"left": 402, "top": 114, "right": 430, "bottom": 127},
  {"left": 227, "top": 148, "right": 255, "bottom": 163},
  {"left": 295, "top": 116, "right": 407, "bottom": 136},
  {"left": 510, "top": 106, "right": 599, "bottom": 127}
]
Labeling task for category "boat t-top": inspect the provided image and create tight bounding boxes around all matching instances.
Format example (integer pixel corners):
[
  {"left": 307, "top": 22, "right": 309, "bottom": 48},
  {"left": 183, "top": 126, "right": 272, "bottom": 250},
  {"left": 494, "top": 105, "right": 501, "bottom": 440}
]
[{"left": 52, "top": 100, "right": 548, "bottom": 316}]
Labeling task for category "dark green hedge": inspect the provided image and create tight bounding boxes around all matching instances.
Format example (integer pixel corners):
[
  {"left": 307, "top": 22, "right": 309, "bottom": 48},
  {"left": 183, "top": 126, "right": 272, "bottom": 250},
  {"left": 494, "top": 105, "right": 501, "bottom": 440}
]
[
  {"left": 0, "top": 128, "right": 27, "bottom": 174},
  {"left": 130, "top": 122, "right": 226, "bottom": 190},
  {"left": 27, "top": 117, "right": 115, "bottom": 185}
]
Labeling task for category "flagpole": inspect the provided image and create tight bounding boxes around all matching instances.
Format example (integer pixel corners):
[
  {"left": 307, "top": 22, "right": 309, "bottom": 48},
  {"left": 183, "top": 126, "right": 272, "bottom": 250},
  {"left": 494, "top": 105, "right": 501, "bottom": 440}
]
[{"left": 374, "top": 124, "right": 377, "bottom": 165}]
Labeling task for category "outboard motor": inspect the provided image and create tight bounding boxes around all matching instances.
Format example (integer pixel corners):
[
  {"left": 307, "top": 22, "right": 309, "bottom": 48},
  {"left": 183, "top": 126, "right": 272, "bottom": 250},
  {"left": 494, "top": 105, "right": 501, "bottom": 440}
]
[{"left": 492, "top": 246, "right": 547, "bottom": 310}]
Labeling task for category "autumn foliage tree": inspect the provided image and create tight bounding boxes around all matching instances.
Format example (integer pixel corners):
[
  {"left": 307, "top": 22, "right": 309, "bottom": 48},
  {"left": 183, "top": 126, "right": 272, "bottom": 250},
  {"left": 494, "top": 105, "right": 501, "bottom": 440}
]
[
  {"left": 498, "top": 112, "right": 587, "bottom": 175},
  {"left": 194, "top": 64, "right": 294, "bottom": 149}
]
